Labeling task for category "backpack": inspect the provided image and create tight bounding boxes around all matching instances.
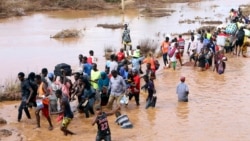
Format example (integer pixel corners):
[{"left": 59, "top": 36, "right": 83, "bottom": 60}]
[{"left": 237, "top": 30, "right": 245, "bottom": 40}]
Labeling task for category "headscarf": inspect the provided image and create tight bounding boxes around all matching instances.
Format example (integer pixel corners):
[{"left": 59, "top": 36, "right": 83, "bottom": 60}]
[{"left": 98, "top": 72, "right": 109, "bottom": 91}]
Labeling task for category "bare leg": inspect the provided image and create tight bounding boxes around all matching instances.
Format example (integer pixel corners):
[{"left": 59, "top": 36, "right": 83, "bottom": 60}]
[
  {"left": 35, "top": 109, "right": 41, "bottom": 128},
  {"left": 47, "top": 117, "right": 53, "bottom": 130},
  {"left": 179, "top": 58, "right": 183, "bottom": 66},
  {"left": 234, "top": 45, "right": 238, "bottom": 55},
  {"left": 61, "top": 127, "right": 75, "bottom": 136},
  {"left": 238, "top": 46, "right": 242, "bottom": 56}
]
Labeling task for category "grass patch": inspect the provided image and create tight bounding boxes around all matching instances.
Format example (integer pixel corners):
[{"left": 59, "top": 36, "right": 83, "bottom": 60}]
[
  {"left": 97, "top": 23, "right": 124, "bottom": 29},
  {"left": 0, "top": 79, "right": 21, "bottom": 101}
]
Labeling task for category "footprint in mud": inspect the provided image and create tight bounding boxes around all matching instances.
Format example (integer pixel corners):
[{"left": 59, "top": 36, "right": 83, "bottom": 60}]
[{"left": 0, "top": 129, "right": 12, "bottom": 137}]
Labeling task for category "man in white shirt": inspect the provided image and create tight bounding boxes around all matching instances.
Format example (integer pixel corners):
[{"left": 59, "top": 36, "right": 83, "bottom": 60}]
[{"left": 109, "top": 54, "right": 118, "bottom": 73}]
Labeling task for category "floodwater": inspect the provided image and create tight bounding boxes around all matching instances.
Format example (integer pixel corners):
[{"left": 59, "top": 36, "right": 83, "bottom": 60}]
[{"left": 1, "top": 0, "right": 250, "bottom": 141}]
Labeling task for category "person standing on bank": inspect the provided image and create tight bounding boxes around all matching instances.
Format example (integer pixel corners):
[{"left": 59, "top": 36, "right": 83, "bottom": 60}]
[
  {"left": 176, "top": 76, "right": 189, "bottom": 102},
  {"left": 122, "top": 24, "right": 132, "bottom": 54},
  {"left": 17, "top": 72, "right": 33, "bottom": 122}
]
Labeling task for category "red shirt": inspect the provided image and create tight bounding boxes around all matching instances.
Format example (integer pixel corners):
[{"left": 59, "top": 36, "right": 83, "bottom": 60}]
[
  {"left": 178, "top": 38, "right": 185, "bottom": 49},
  {"left": 117, "top": 52, "right": 125, "bottom": 62},
  {"left": 131, "top": 75, "right": 140, "bottom": 94},
  {"left": 218, "top": 33, "right": 229, "bottom": 37},
  {"left": 87, "top": 56, "right": 93, "bottom": 64}
]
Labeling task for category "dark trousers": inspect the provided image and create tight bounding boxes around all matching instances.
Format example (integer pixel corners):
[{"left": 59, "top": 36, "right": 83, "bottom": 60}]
[
  {"left": 162, "top": 53, "right": 169, "bottom": 66},
  {"left": 18, "top": 101, "right": 31, "bottom": 121},
  {"left": 96, "top": 134, "right": 111, "bottom": 141},
  {"left": 84, "top": 98, "right": 95, "bottom": 118},
  {"left": 129, "top": 93, "right": 140, "bottom": 105},
  {"left": 145, "top": 91, "right": 154, "bottom": 109}
]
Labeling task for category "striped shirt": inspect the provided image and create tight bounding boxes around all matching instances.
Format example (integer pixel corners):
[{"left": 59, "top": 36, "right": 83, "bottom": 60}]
[{"left": 115, "top": 115, "right": 133, "bottom": 129}]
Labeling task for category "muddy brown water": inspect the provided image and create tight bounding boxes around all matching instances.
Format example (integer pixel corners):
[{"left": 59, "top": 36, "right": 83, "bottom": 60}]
[{"left": 1, "top": 0, "right": 250, "bottom": 141}]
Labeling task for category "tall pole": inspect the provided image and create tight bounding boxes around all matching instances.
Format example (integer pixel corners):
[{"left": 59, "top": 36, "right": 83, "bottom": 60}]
[{"left": 121, "top": 0, "right": 124, "bottom": 13}]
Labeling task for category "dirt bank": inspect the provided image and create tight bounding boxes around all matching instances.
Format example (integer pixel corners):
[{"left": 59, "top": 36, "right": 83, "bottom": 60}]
[{"left": 0, "top": 0, "right": 203, "bottom": 19}]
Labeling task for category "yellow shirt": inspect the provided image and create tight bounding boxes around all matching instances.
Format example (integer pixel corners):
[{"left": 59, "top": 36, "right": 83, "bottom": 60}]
[
  {"left": 91, "top": 70, "right": 101, "bottom": 89},
  {"left": 206, "top": 33, "right": 212, "bottom": 40}
]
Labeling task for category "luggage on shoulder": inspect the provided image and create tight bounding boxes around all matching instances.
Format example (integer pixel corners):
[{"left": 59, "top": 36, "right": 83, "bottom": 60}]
[
  {"left": 54, "top": 63, "right": 72, "bottom": 76},
  {"left": 216, "top": 35, "right": 227, "bottom": 46},
  {"left": 225, "top": 23, "right": 237, "bottom": 35}
]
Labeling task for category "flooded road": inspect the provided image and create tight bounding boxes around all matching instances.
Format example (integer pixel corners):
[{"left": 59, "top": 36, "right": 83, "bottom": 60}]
[{"left": 1, "top": 0, "right": 250, "bottom": 141}]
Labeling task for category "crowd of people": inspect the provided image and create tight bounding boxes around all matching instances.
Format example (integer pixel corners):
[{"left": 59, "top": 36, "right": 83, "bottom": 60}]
[{"left": 16, "top": 7, "right": 250, "bottom": 141}]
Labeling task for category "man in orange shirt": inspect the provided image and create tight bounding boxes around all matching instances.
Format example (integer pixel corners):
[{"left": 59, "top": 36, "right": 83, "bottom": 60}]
[
  {"left": 35, "top": 75, "right": 53, "bottom": 130},
  {"left": 161, "top": 37, "right": 170, "bottom": 68},
  {"left": 143, "top": 53, "right": 156, "bottom": 71}
]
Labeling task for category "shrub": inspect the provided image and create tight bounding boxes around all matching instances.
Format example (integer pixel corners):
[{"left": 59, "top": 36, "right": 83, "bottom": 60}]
[
  {"left": 104, "top": 45, "right": 116, "bottom": 60},
  {"left": 138, "top": 39, "right": 158, "bottom": 57},
  {"left": 0, "top": 79, "right": 21, "bottom": 101},
  {"left": 51, "top": 29, "right": 81, "bottom": 38}
]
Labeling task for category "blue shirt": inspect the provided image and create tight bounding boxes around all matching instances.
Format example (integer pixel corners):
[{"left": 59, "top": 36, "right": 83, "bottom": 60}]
[
  {"left": 119, "top": 67, "right": 128, "bottom": 79},
  {"left": 83, "top": 63, "right": 92, "bottom": 76},
  {"left": 131, "top": 57, "right": 144, "bottom": 72},
  {"left": 108, "top": 75, "right": 126, "bottom": 96},
  {"left": 176, "top": 82, "right": 189, "bottom": 101}
]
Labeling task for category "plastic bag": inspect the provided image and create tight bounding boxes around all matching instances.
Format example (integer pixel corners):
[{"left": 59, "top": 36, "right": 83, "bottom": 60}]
[{"left": 120, "top": 95, "right": 129, "bottom": 105}]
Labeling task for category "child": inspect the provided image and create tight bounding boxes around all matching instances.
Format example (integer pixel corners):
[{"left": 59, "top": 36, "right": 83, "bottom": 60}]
[
  {"left": 87, "top": 50, "right": 97, "bottom": 64},
  {"left": 92, "top": 105, "right": 120, "bottom": 141},
  {"left": 141, "top": 75, "right": 156, "bottom": 109},
  {"left": 169, "top": 42, "right": 179, "bottom": 70},
  {"left": 51, "top": 90, "right": 75, "bottom": 136},
  {"left": 115, "top": 111, "right": 133, "bottom": 129}
]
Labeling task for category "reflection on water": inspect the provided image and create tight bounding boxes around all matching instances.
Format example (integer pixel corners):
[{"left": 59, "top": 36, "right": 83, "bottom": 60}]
[
  {"left": 1, "top": 0, "right": 250, "bottom": 141},
  {"left": 176, "top": 102, "right": 189, "bottom": 121}
]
